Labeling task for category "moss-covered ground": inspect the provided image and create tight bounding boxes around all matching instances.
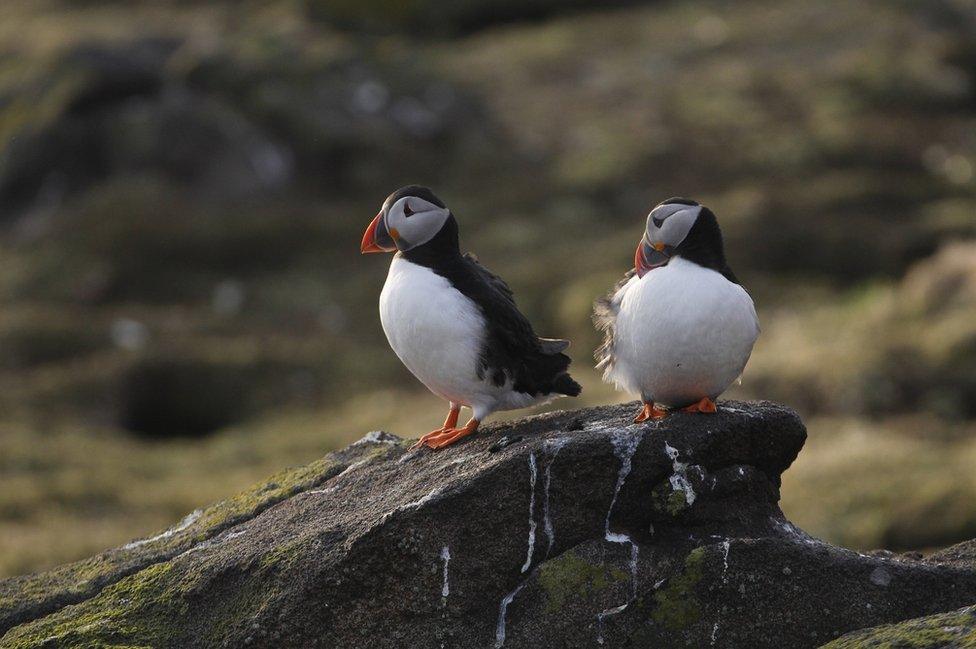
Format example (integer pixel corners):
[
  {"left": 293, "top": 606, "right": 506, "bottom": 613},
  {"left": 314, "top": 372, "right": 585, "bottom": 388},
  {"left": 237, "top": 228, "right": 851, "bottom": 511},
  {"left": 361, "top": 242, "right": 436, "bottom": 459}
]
[{"left": 822, "top": 605, "right": 976, "bottom": 648}]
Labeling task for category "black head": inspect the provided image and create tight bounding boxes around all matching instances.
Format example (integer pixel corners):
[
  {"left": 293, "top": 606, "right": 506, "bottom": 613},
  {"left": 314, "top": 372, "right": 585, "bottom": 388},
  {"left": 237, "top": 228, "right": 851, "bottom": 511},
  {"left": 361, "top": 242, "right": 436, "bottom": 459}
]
[
  {"left": 382, "top": 185, "right": 446, "bottom": 213},
  {"left": 634, "top": 197, "right": 738, "bottom": 282},
  {"left": 361, "top": 185, "right": 458, "bottom": 257}
]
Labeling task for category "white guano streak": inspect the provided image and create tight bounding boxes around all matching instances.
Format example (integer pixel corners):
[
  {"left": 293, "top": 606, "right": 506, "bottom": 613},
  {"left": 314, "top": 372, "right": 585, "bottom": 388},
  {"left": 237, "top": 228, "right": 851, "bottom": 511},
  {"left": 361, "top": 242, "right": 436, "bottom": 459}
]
[
  {"left": 597, "top": 430, "right": 644, "bottom": 643},
  {"left": 664, "top": 442, "right": 696, "bottom": 506},
  {"left": 520, "top": 453, "right": 538, "bottom": 573},
  {"left": 605, "top": 430, "right": 642, "bottom": 542},
  {"left": 123, "top": 509, "right": 202, "bottom": 550},
  {"left": 306, "top": 459, "right": 369, "bottom": 496},
  {"left": 710, "top": 540, "right": 732, "bottom": 645},
  {"left": 542, "top": 437, "right": 570, "bottom": 557},
  {"left": 495, "top": 450, "right": 543, "bottom": 647},
  {"left": 495, "top": 582, "right": 526, "bottom": 648},
  {"left": 440, "top": 546, "right": 451, "bottom": 606}
]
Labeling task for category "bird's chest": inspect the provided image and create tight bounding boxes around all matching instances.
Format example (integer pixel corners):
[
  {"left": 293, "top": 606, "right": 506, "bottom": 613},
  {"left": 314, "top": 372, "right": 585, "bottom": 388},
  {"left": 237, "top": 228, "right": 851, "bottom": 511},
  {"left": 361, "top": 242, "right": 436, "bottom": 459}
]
[
  {"left": 616, "top": 259, "right": 756, "bottom": 363},
  {"left": 378, "top": 257, "right": 486, "bottom": 399}
]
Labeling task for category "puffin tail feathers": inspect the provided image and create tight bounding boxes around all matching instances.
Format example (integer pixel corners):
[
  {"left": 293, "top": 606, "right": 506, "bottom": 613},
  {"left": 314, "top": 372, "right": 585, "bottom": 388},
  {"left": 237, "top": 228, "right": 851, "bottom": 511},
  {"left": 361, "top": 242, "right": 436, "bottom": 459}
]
[
  {"left": 552, "top": 372, "right": 582, "bottom": 397},
  {"left": 538, "top": 337, "right": 571, "bottom": 354},
  {"left": 537, "top": 338, "right": 579, "bottom": 396}
]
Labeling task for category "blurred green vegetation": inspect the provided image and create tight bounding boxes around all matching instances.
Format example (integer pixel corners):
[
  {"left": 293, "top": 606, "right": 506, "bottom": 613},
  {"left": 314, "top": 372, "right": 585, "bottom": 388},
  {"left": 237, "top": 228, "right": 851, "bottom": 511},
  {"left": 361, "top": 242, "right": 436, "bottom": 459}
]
[{"left": 1, "top": 0, "right": 976, "bottom": 577}]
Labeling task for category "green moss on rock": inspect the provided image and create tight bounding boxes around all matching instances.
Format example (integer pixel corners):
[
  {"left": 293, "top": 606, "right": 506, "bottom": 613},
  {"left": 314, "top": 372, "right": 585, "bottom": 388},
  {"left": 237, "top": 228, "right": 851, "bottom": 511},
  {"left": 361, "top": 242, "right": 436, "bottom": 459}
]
[
  {"left": 188, "top": 455, "right": 344, "bottom": 540},
  {"left": 1, "top": 445, "right": 389, "bottom": 640},
  {"left": 1, "top": 563, "right": 183, "bottom": 648},
  {"left": 650, "top": 548, "right": 705, "bottom": 631},
  {"left": 258, "top": 537, "right": 309, "bottom": 572},
  {"left": 537, "top": 550, "right": 629, "bottom": 613},
  {"left": 2, "top": 546, "right": 286, "bottom": 648},
  {"left": 651, "top": 481, "right": 691, "bottom": 516},
  {"left": 821, "top": 605, "right": 976, "bottom": 648}
]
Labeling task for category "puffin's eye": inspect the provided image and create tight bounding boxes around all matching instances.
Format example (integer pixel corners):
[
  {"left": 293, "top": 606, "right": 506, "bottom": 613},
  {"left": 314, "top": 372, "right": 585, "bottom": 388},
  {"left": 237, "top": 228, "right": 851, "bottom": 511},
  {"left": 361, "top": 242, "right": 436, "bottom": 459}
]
[{"left": 403, "top": 203, "right": 414, "bottom": 217}]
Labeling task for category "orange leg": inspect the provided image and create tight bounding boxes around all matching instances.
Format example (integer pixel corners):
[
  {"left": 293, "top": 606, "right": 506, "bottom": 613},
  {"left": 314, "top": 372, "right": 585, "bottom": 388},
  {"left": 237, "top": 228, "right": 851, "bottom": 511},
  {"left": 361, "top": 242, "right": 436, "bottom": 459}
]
[
  {"left": 424, "top": 418, "right": 481, "bottom": 450},
  {"left": 410, "top": 405, "right": 461, "bottom": 450},
  {"left": 441, "top": 407, "right": 461, "bottom": 429},
  {"left": 680, "top": 397, "right": 717, "bottom": 414},
  {"left": 634, "top": 401, "right": 668, "bottom": 423}
]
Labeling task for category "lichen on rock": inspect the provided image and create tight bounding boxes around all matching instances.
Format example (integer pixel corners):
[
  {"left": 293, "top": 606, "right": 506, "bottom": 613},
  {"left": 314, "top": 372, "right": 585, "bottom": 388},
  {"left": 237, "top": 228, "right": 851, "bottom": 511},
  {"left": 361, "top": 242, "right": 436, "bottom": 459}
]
[
  {"left": 4, "top": 401, "right": 976, "bottom": 649},
  {"left": 823, "top": 604, "right": 976, "bottom": 648},
  {"left": 537, "top": 549, "right": 628, "bottom": 614},
  {"left": 0, "top": 438, "right": 391, "bottom": 641},
  {"left": 650, "top": 547, "right": 705, "bottom": 630}
]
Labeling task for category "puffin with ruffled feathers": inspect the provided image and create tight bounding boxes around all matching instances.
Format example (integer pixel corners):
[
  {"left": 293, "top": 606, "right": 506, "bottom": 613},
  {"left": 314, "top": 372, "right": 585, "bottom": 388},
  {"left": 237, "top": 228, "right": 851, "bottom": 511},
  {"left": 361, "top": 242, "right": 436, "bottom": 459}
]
[
  {"left": 362, "top": 185, "right": 582, "bottom": 449},
  {"left": 594, "top": 198, "right": 759, "bottom": 422}
]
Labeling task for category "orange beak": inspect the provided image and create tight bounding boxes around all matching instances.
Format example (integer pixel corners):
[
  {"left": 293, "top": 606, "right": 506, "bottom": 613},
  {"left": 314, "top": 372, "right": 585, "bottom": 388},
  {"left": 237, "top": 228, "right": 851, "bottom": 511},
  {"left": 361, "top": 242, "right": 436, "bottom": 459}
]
[
  {"left": 635, "top": 238, "right": 670, "bottom": 278},
  {"left": 361, "top": 211, "right": 396, "bottom": 254}
]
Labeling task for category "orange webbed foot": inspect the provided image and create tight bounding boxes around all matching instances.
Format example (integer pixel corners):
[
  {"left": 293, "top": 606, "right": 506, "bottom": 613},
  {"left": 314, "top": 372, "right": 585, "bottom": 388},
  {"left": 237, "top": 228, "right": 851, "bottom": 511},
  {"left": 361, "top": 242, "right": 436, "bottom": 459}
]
[
  {"left": 424, "top": 419, "right": 480, "bottom": 450},
  {"left": 410, "top": 428, "right": 447, "bottom": 450},
  {"left": 680, "top": 397, "right": 717, "bottom": 414},
  {"left": 410, "top": 406, "right": 461, "bottom": 450},
  {"left": 634, "top": 402, "right": 668, "bottom": 423}
]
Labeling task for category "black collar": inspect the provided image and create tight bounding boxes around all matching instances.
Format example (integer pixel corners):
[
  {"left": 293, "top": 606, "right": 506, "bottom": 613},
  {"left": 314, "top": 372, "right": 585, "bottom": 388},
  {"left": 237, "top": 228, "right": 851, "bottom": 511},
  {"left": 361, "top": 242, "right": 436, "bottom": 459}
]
[{"left": 400, "top": 214, "right": 463, "bottom": 270}]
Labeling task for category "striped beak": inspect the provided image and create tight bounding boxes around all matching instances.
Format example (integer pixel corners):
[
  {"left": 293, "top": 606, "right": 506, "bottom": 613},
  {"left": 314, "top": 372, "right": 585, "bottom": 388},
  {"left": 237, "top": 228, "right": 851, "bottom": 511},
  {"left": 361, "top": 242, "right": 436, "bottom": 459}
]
[
  {"left": 634, "top": 238, "right": 670, "bottom": 277},
  {"left": 361, "top": 211, "right": 397, "bottom": 254}
]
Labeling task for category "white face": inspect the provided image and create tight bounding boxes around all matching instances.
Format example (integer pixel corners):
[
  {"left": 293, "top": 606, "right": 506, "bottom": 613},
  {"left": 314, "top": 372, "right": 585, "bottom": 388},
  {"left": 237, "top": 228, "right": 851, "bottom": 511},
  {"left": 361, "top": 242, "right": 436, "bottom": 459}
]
[
  {"left": 384, "top": 196, "right": 451, "bottom": 252},
  {"left": 645, "top": 202, "right": 702, "bottom": 249}
]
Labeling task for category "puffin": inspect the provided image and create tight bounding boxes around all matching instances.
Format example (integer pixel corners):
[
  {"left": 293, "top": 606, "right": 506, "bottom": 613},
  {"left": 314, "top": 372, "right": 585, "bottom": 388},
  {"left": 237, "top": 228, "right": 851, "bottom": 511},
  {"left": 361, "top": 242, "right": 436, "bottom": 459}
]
[
  {"left": 594, "top": 198, "right": 759, "bottom": 423},
  {"left": 361, "top": 185, "right": 582, "bottom": 449}
]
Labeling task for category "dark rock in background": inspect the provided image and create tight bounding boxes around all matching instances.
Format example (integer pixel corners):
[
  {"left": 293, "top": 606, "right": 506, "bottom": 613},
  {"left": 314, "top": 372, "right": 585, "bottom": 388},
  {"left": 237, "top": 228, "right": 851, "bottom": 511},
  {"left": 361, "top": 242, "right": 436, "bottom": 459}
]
[
  {"left": 0, "top": 32, "right": 513, "bottom": 432},
  {"left": 0, "top": 36, "right": 490, "bottom": 225},
  {"left": 3, "top": 401, "right": 976, "bottom": 648},
  {"left": 304, "top": 0, "right": 652, "bottom": 36}
]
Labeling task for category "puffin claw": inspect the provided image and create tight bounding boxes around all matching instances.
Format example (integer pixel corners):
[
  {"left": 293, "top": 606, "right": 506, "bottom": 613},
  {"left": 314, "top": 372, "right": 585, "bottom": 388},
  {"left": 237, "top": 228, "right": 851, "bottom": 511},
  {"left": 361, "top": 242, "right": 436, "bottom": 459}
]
[
  {"left": 424, "top": 419, "right": 480, "bottom": 450},
  {"left": 411, "top": 405, "right": 463, "bottom": 450},
  {"left": 633, "top": 405, "right": 651, "bottom": 423},
  {"left": 634, "top": 402, "right": 668, "bottom": 423},
  {"left": 680, "top": 397, "right": 717, "bottom": 414},
  {"left": 411, "top": 427, "right": 448, "bottom": 450}
]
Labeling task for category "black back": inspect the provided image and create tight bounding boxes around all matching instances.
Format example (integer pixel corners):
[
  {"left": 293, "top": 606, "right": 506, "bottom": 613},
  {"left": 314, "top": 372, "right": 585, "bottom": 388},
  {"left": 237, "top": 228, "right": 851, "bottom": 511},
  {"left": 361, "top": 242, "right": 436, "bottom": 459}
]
[{"left": 400, "top": 195, "right": 580, "bottom": 398}]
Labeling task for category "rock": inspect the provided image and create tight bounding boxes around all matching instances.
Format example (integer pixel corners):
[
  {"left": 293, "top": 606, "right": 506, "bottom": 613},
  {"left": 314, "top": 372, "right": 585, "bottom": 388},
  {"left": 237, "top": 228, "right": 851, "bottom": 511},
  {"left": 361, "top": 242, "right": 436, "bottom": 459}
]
[
  {"left": 823, "top": 604, "right": 976, "bottom": 648},
  {"left": 306, "top": 0, "right": 652, "bottom": 36},
  {"left": 0, "top": 38, "right": 290, "bottom": 222},
  {"left": 3, "top": 401, "right": 976, "bottom": 648}
]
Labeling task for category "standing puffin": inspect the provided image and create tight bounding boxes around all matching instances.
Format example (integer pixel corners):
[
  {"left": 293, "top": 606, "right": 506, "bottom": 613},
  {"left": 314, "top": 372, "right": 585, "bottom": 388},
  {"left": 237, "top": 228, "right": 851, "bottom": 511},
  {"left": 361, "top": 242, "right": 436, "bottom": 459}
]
[
  {"left": 361, "top": 186, "right": 582, "bottom": 450},
  {"left": 594, "top": 198, "right": 759, "bottom": 423}
]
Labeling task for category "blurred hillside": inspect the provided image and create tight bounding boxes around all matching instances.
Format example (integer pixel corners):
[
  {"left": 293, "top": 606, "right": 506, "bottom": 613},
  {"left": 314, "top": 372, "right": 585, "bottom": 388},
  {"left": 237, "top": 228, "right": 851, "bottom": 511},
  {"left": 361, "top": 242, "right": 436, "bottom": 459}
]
[{"left": 1, "top": 0, "right": 975, "bottom": 577}]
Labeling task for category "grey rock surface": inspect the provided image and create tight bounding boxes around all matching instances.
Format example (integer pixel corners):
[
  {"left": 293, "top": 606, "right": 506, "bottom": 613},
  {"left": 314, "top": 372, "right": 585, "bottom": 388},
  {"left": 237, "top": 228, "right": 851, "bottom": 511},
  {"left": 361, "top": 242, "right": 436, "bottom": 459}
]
[{"left": 3, "top": 401, "right": 976, "bottom": 648}]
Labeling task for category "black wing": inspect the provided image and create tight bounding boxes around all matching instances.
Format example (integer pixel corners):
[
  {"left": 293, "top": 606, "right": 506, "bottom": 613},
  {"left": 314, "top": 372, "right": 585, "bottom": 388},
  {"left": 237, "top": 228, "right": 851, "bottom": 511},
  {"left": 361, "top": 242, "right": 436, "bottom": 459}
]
[
  {"left": 452, "top": 253, "right": 580, "bottom": 397},
  {"left": 593, "top": 269, "right": 636, "bottom": 375}
]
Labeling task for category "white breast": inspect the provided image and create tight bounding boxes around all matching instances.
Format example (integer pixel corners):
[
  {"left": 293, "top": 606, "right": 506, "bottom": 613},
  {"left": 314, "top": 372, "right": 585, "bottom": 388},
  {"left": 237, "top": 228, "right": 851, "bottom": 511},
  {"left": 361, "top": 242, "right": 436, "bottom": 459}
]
[
  {"left": 605, "top": 257, "right": 760, "bottom": 408},
  {"left": 379, "top": 256, "right": 541, "bottom": 418}
]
